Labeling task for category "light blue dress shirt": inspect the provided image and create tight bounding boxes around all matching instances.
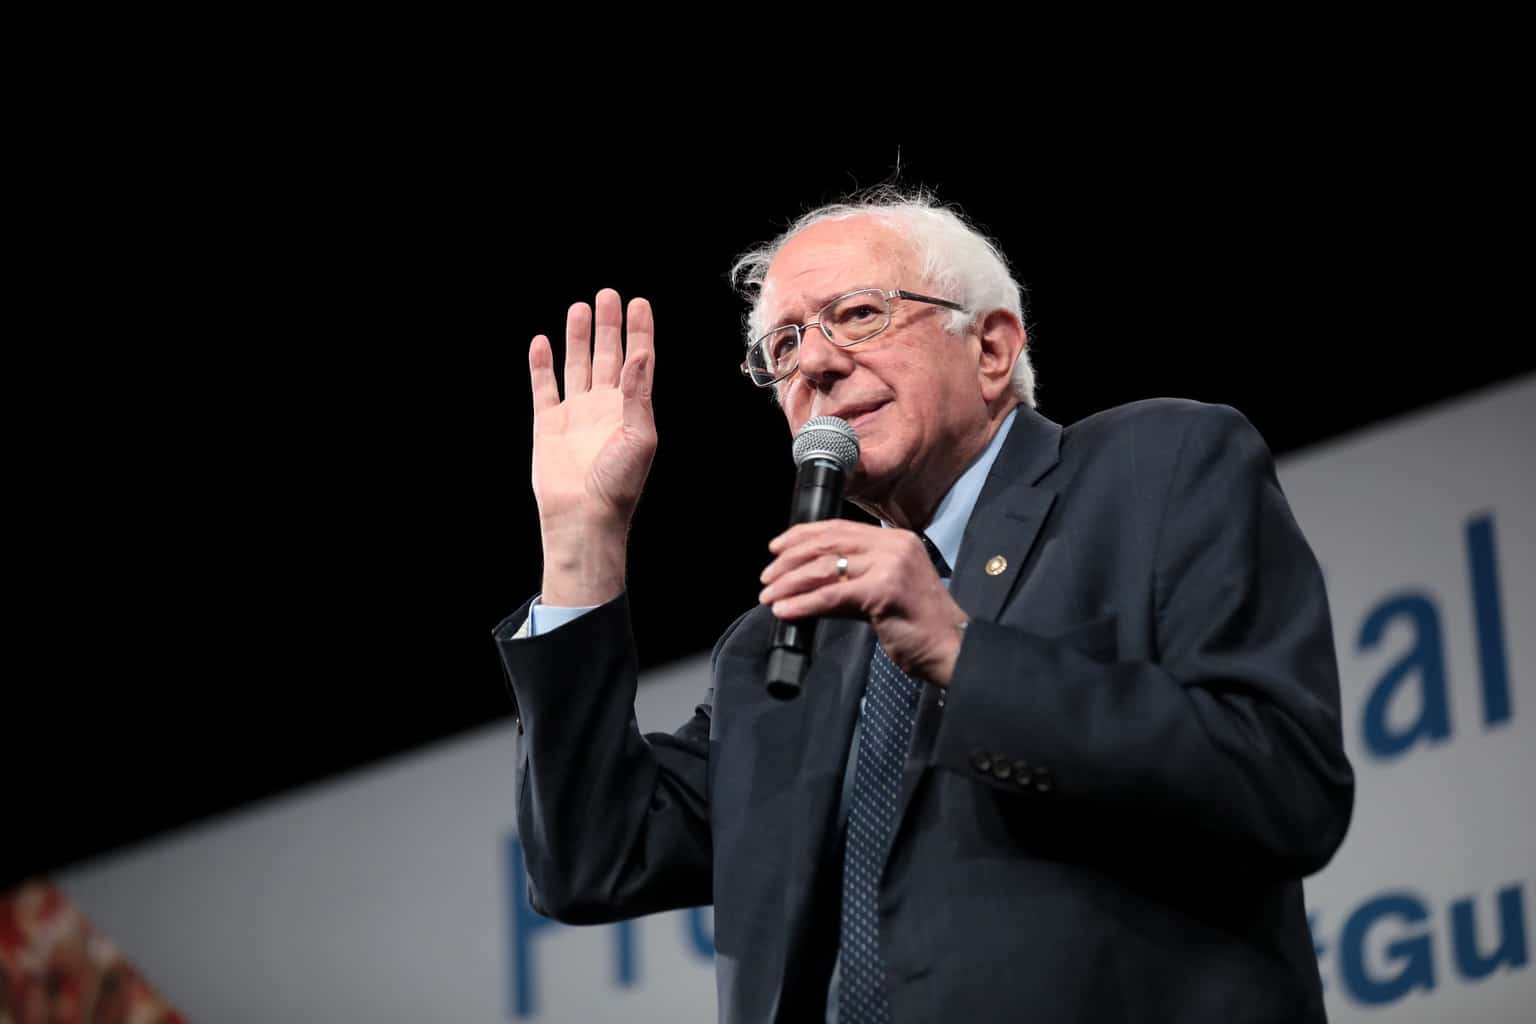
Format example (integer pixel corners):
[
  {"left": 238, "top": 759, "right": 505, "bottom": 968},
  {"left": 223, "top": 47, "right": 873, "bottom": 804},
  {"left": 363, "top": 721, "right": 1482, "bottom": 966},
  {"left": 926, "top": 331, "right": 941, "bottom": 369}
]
[{"left": 523, "top": 409, "right": 1020, "bottom": 1020}]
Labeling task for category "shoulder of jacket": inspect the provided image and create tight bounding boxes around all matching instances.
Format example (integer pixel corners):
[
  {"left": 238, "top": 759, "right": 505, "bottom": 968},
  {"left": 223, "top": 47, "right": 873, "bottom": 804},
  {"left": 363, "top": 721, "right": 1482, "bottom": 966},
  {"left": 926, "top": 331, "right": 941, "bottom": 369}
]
[{"left": 1063, "top": 397, "right": 1253, "bottom": 445}]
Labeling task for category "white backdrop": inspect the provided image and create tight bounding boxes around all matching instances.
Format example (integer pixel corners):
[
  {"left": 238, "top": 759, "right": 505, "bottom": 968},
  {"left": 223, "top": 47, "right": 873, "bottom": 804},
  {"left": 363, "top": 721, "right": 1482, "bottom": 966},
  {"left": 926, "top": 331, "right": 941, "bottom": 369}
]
[{"left": 62, "top": 375, "right": 1534, "bottom": 1022}]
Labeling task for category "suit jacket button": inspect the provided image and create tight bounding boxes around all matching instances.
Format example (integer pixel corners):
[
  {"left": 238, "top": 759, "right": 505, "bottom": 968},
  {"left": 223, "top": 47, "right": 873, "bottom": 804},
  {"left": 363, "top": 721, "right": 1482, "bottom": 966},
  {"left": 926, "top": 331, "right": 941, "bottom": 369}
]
[
  {"left": 1034, "top": 767, "right": 1054, "bottom": 793},
  {"left": 991, "top": 758, "right": 1013, "bottom": 781},
  {"left": 1012, "top": 760, "right": 1032, "bottom": 786},
  {"left": 971, "top": 749, "right": 993, "bottom": 773}
]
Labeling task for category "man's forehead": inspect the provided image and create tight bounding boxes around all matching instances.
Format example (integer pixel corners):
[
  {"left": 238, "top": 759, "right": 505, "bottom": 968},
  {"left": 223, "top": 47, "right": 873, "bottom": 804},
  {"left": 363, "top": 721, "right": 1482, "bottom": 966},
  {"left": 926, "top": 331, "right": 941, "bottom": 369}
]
[{"left": 761, "top": 218, "right": 912, "bottom": 320}]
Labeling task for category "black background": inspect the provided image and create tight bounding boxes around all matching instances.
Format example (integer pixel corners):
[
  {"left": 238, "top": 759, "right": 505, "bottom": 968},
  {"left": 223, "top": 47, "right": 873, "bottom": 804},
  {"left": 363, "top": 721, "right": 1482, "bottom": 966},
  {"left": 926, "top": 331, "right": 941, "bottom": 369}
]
[{"left": 7, "top": 113, "right": 1528, "bottom": 886}]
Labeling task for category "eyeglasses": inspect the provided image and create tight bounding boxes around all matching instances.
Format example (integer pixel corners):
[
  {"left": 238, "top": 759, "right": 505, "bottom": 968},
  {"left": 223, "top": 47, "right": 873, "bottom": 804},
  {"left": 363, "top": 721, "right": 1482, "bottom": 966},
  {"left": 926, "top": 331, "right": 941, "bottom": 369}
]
[{"left": 740, "top": 287, "right": 968, "bottom": 388}]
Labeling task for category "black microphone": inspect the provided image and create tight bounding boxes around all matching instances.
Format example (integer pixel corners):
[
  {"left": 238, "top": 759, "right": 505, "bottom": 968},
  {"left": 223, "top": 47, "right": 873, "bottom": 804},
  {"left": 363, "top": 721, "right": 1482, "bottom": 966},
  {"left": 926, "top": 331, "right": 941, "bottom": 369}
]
[{"left": 765, "top": 415, "right": 860, "bottom": 700}]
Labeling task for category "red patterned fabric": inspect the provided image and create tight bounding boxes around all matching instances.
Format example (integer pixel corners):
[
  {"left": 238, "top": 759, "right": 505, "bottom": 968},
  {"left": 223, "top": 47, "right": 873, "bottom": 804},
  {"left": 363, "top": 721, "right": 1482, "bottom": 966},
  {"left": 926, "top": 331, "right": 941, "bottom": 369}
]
[{"left": 0, "top": 880, "right": 185, "bottom": 1024}]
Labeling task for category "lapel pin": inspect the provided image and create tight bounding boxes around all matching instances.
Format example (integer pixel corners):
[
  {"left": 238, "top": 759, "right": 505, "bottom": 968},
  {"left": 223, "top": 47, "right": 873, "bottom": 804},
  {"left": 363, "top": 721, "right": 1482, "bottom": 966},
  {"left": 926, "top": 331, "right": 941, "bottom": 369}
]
[{"left": 985, "top": 555, "right": 1008, "bottom": 576}]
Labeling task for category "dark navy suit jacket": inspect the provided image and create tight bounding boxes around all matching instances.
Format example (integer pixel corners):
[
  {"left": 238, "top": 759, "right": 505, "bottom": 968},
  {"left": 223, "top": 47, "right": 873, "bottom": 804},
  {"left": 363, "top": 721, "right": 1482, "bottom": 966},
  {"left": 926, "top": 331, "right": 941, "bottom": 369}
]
[{"left": 495, "top": 398, "right": 1355, "bottom": 1023}]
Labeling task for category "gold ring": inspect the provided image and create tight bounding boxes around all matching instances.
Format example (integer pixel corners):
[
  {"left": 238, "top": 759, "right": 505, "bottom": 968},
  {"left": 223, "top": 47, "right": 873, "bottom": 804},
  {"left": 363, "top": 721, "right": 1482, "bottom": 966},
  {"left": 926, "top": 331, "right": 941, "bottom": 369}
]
[{"left": 835, "top": 555, "right": 849, "bottom": 581}]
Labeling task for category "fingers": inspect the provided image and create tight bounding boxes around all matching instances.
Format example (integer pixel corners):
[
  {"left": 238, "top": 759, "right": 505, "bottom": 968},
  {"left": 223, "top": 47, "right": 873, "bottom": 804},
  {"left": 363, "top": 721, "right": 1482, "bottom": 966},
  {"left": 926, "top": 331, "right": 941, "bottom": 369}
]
[
  {"left": 765, "top": 521, "right": 879, "bottom": 567},
  {"left": 760, "top": 552, "right": 848, "bottom": 605},
  {"left": 591, "top": 289, "right": 624, "bottom": 389},
  {"left": 760, "top": 538, "right": 841, "bottom": 586},
  {"left": 761, "top": 521, "right": 882, "bottom": 588},
  {"left": 529, "top": 335, "right": 560, "bottom": 413},
  {"left": 760, "top": 523, "right": 931, "bottom": 612},
  {"left": 551, "top": 290, "right": 652, "bottom": 404},
  {"left": 764, "top": 567, "right": 864, "bottom": 621},
  {"left": 564, "top": 302, "right": 592, "bottom": 396},
  {"left": 768, "top": 519, "right": 852, "bottom": 555}
]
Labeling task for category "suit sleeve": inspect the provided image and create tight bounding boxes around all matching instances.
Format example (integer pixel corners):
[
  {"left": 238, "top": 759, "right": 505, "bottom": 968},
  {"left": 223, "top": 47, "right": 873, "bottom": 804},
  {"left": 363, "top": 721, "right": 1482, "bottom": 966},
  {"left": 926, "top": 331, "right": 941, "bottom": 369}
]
[
  {"left": 931, "top": 404, "right": 1355, "bottom": 878},
  {"left": 494, "top": 591, "right": 714, "bottom": 923}
]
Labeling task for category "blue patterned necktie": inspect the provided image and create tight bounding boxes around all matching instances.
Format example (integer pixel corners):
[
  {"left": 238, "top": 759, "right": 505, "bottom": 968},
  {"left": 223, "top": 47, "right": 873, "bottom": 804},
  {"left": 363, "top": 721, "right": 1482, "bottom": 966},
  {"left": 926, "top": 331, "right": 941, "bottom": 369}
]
[{"left": 838, "top": 535, "right": 951, "bottom": 1023}]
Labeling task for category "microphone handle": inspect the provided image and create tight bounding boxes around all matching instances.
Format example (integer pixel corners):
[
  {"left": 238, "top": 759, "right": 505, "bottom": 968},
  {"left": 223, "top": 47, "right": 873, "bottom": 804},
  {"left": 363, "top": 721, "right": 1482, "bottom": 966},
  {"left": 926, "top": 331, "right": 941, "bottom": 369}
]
[{"left": 766, "top": 458, "right": 847, "bottom": 699}]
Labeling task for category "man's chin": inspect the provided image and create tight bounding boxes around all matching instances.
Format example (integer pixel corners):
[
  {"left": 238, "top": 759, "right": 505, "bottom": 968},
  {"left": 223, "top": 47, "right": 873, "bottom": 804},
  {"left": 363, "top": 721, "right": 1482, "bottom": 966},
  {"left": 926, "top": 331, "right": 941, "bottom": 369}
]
[{"left": 847, "top": 454, "right": 898, "bottom": 503}]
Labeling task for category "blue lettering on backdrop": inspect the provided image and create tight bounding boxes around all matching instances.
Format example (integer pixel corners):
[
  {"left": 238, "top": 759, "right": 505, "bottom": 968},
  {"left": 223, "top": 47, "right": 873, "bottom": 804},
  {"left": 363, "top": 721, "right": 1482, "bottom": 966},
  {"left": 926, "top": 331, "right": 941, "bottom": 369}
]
[
  {"left": 1358, "top": 512, "right": 1514, "bottom": 759},
  {"left": 1316, "top": 882, "right": 1528, "bottom": 1008},
  {"left": 614, "top": 919, "right": 638, "bottom": 987},
  {"left": 1465, "top": 514, "right": 1513, "bottom": 727},
  {"left": 1359, "top": 595, "right": 1450, "bottom": 758},
  {"left": 1338, "top": 892, "right": 1435, "bottom": 1005},
  {"left": 1451, "top": 885, "right": 1528, "bottom": 981},
  {"left": 687, "top": 907, "right": 715, "bottom": 960},
  {"left": 506, "top": 834, "right": 558, "bottom": 1018}
]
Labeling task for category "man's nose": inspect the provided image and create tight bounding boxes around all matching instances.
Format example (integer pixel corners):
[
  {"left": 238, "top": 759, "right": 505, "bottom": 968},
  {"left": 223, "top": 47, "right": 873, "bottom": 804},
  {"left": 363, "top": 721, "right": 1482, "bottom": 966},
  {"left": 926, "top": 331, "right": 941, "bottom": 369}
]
[{"left": 795, "top": 325, "right": 855, "bottom": 387}]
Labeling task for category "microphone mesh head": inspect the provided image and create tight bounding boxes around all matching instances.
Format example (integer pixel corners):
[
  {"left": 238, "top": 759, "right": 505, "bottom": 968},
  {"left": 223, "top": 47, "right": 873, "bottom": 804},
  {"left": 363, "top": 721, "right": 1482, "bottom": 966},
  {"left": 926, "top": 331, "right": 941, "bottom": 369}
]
[{"left": 792, "top": 416, "right": 860, "bottom": 471}]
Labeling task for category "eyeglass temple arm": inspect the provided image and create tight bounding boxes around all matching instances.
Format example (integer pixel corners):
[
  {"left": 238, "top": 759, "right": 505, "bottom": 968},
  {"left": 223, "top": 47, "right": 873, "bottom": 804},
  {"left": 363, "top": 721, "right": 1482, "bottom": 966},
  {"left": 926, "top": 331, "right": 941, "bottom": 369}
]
[{"left": 892, "top": 289, "right": 968, "bottom": 313}]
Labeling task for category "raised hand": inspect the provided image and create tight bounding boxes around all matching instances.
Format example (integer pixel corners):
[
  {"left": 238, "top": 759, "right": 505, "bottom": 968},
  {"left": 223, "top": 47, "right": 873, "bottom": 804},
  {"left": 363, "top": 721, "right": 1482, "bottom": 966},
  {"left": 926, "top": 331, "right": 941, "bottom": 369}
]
[{"left": 528, "top": 289, "right": 656, "bottom": 606}]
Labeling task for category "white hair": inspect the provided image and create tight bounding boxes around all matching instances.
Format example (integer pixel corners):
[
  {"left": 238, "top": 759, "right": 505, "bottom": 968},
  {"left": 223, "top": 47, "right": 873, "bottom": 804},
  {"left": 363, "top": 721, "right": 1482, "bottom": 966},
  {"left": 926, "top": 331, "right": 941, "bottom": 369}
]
[{"left": 729, "top": 187, "right": 1036, "bottom": 408}]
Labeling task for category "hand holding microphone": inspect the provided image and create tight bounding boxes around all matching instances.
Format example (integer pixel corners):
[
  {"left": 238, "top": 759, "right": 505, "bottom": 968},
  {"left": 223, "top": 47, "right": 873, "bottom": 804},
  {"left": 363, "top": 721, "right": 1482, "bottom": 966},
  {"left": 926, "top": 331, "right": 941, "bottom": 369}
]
[
  {"left": 763, "top": 416, "right": 861, "bottom": 698},
  {"left": 762, "top": 418, "right": 969, "bottom": 697}
]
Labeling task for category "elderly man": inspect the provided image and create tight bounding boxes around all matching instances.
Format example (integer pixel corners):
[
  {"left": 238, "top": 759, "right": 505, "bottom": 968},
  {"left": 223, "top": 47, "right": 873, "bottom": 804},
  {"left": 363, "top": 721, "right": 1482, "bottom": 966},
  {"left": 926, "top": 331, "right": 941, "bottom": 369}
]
[{"left": 495, "top": 193, "right": 1354, "bottom": 1023}]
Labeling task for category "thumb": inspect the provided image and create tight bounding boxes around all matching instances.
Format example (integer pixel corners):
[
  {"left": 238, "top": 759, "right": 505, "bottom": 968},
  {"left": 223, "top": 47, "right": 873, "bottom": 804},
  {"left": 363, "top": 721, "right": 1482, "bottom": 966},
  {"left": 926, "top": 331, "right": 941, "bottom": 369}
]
[{"left": 621, "top": 350, "right": 652, "bottom": 404}]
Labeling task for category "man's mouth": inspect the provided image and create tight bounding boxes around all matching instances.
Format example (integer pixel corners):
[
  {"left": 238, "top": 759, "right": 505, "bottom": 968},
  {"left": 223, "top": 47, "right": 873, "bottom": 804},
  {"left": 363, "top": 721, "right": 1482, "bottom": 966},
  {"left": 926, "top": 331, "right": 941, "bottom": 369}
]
[{"left": 829, "top": 401, "right": 888, "bottom": 434}]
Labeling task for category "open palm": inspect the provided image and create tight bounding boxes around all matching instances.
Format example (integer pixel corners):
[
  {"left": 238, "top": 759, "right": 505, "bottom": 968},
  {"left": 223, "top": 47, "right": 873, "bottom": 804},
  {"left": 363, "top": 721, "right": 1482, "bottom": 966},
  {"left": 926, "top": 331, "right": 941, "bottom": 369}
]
[{"left": 529, "top": 289, "right": 657, "bottom": 528}]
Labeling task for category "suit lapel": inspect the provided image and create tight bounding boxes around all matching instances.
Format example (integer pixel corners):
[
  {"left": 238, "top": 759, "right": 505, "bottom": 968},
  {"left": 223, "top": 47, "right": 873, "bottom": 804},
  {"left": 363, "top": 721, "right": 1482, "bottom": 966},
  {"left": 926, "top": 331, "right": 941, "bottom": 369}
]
[
  {"left": 949, "top": 403, "right": 1063, "bottom": 621},
  {"left": 893, "top": 405, "right": 1063, "bottom": 849}
]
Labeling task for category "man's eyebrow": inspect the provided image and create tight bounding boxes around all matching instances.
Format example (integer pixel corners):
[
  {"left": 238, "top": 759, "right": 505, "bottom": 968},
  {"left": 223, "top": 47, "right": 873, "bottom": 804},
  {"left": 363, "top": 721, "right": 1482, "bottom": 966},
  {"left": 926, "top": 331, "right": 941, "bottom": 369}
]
[{"left": 766, "top": 289, "right": 864, "bottom": 328}]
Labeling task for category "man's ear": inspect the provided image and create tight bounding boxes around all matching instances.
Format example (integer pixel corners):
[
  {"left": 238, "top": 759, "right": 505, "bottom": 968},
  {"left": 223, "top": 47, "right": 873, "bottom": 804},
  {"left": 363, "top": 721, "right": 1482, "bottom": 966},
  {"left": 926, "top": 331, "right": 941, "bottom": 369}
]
[{"left": 974, "top": 309, "right": 1027, "bottom": 404}]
